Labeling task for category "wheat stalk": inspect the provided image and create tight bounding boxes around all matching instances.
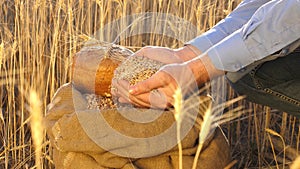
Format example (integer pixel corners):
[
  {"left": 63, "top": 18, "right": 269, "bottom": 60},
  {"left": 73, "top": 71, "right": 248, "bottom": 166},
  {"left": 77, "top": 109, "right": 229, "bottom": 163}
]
[
  {"left": 173, "top": 88, "right": 184, "bottom": 169},
  {"left": 192, "top": 100, "right": 213, "bottom": 169},
  {"left": 29, "top": 90, "right": 44, "bottom": 169},
  {"left": 291, "top": 156, "right": 300, "bottom": 169},
  {"left": 266, "top": 128, "right": 286, "bottom": 169},
  {"left": 192, "top": 95, "right": 247, "bottom": 169}
]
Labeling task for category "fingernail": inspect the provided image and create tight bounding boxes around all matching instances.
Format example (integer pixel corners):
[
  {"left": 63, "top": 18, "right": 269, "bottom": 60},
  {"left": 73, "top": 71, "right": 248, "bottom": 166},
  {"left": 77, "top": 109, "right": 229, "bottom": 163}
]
[{"left": 129, "top": 86, "right": 136, "bottom": 94}]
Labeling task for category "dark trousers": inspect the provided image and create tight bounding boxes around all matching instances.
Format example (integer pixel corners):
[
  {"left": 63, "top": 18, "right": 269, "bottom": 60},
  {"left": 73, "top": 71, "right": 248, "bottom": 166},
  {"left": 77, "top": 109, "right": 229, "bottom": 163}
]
[{"left": 228, "top": 49, "right": 300, "bottom": 118}]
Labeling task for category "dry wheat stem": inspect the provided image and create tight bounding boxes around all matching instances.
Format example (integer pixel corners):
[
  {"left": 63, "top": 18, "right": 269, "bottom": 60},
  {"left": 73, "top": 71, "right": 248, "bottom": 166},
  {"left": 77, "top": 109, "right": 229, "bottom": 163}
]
[
  {"left": 291, "top": 156, "right": 300, "bottom": 169},
  {"left": 173, "top": 88, "right": 183, "bottom": 169},
  {"left": 29, "top": 90, "right": 43, "bottom": 169},
  {"left": 192, "top": 102, "right": 212, "bottom": 169},
  {"left": 266, "top": 128, "right": 287, "bottom": 169}
]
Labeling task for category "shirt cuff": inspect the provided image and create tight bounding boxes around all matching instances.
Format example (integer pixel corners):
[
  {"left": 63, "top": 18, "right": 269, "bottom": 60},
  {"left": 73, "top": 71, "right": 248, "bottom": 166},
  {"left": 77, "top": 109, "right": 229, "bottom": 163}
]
[
  {"left": 185, "top": 28, "right": 227, "bottom": 53},
  {"left": 206, "top": 30, "right": 254, "bottom": 72}
]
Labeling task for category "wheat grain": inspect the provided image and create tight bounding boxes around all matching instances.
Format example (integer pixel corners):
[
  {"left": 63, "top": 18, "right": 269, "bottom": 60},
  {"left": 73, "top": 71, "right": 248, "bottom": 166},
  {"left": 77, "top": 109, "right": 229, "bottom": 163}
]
[{"left": 85, "top": 55, "right": 164, "bottom": 109}]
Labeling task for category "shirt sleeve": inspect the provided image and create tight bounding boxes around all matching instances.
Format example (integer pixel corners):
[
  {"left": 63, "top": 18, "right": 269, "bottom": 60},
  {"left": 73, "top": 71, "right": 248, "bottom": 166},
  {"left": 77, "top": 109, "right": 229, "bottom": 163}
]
[
  {"left": 186, "top": 0, "right": 271, "bottom": 52},
  {"left": 207, "top": 0, "right": 300, "bottom": 72}
]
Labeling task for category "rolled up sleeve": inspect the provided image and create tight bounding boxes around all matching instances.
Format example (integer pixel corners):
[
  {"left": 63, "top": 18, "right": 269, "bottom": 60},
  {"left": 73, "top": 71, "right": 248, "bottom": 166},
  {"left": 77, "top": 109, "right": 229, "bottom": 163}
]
[{"left": 208, "top": 0, "right": 300, "bottom": 72}]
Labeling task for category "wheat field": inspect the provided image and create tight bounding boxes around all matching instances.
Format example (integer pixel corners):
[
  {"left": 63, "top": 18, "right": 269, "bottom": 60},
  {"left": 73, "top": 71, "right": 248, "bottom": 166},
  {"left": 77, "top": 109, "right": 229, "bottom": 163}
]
[{"left": 0, "top": 0, "right": 299, "bottom": 168}]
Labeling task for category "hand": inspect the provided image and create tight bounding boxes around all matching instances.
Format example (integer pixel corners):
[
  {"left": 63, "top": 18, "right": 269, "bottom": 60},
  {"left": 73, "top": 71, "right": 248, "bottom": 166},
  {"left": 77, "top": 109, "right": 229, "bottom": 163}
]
[
  {"left": 112, "top": 63, "right": 198, "bottom": 109},
  {"left": 112, "top": 53, "right": 225, "bottom": 109},
  {"left": 111, "top": 45, "right": 201, "bottom": 106},
  {"left": 132, "top": 45, "right": 201, "bottom": 64}
]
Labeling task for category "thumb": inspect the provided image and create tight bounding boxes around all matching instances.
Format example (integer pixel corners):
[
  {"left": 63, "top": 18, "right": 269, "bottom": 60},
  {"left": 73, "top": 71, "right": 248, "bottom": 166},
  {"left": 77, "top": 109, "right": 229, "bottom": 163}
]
[{"left": 129, "top": 71, "right": 169, "bottom": 95}]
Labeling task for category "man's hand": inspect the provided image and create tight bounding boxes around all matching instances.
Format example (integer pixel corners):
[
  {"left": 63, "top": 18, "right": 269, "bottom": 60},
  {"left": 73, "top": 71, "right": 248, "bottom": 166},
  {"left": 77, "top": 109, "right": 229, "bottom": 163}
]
[
  {"left": 132, "top": 45, "right": 201, "bottom": 64},
  {"left": 112, "top": 63, "right": 196, "bottom": 109},
  {"left": 112, "top": 45, "right": 225, "bottom": 109}
]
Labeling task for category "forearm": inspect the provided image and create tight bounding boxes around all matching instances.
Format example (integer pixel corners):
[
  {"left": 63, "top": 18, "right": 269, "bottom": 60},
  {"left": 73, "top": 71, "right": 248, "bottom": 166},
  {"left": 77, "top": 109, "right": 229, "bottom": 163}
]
[
  {"left": 174, "top": 45, "right": 202, "bottom": 62},
  {"left": 185, "top": 54, "right": 225, "bottom": 85},
  {"left": 175, "top": 45, "right": 225, "bottom": 85}
]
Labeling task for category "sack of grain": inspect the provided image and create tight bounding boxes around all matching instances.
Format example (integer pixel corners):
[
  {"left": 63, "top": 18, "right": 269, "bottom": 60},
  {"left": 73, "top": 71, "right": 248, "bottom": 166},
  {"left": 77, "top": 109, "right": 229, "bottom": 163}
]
[{"left": 46, "top": 43, "right": 231, "bottom": 169}]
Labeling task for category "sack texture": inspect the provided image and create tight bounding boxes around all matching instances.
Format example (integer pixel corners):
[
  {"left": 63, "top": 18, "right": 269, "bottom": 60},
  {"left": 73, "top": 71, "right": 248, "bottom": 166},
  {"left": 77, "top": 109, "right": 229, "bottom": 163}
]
[{"left": 45, "top": 83, "right": 231, "bottom": 169}]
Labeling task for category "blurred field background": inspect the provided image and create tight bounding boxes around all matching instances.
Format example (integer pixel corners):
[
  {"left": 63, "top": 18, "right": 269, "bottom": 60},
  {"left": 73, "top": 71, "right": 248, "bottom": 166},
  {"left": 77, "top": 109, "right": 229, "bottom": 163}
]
[{"left": 0, "top": 0, "right": 299, "bottom": 168}]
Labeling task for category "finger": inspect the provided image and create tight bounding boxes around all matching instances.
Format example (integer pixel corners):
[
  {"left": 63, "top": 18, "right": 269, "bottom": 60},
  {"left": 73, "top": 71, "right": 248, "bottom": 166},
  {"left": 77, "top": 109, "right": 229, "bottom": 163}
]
[
  {"left": 132, "top": 47, "right": 148, "bottom": 57},
  {"left": 118, "top": 92, "right": 152, "bottom": 108},
  {"left": 133, "top": 46, "right": 182, "bottom": 64},
  {"left": 130, "top": 88, "right": 172, "bottom": 109},
  {"left": 113, "top": 80, "right": 152, "bottom": 108},
  {"left": 129, "top": 94, "right": 152, "bottom": 108},
  {"left": 118, "top": 84, "right": 173, "bottom": 109},
  {"left": 112, "top": 78, "right": 153, "bottom": 107},
  {"left": 110, "top": 80, "right": 119, "bottom": 97},
  {"left": 114, "top": 79, "right": 130, "bottom": 99},
  {"left": 111, "top": 79, "right": 118, "bottom": 93},
  {"left": 111, "top": 89, "right": 117, "bottom": 97},
  {"left": 129, "top": 71, "right": 172, "bottom": 95},
  {"left": 111, "top": 79, "right": 124, "bottom": 97},
  {"left": 118, "top": 97, "right": 130, "bottom": 103},
  {"left": 148, "top": 88, "right": 169, "bottom": 109}
]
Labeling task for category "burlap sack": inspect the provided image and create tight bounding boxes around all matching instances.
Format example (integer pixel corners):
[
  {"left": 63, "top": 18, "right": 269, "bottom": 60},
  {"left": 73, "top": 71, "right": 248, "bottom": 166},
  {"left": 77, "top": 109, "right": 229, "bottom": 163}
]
[{"left": 45, "top": 83, "right": 231, "bottom": 169}]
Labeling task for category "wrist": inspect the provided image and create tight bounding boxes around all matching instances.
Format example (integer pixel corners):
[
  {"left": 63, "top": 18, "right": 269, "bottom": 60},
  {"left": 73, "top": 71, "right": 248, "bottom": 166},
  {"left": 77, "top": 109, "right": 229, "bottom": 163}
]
[
  {"left": 175, "top": 45, "right": 202, "bottom": 62},
  {"left": 186, "top": 54, "right": 225, "bottom": 85}
]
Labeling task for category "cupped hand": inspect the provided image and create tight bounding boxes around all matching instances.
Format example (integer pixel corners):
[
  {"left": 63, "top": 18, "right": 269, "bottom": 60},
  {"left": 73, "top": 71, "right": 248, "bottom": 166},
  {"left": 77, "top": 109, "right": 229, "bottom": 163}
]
[
  {"left": 112, "top": 63, "right": 199, "bottom": 109},
  {"left": 110, "top": 45, "right": 211, "bottom": 108}
]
